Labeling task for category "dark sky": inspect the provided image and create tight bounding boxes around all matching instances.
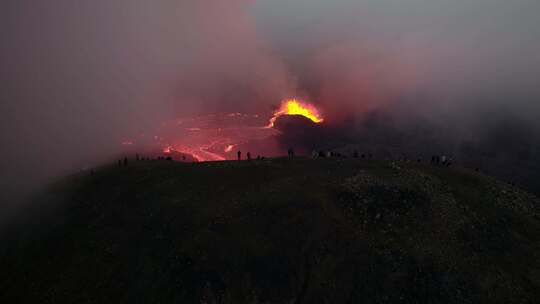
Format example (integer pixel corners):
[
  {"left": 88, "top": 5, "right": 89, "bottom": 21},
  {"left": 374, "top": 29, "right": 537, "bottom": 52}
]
[{"left": 1, "top": 0, "right": 540, "bottom": 208}]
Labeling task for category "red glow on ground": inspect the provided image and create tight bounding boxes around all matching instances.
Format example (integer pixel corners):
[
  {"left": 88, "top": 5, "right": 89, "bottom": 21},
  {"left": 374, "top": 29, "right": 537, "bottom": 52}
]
[{"left": 122, "top": 99, "right": 325, "bottom": 162}]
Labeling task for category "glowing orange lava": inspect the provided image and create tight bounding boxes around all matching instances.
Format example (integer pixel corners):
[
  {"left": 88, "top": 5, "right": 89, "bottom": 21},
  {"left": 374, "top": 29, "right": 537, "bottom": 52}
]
[
  {"left": 267, "top": 99, "right": 324, "bottom": 128},
  {"left": 122, "top": 105, "right": 323, "bottom": 163}
]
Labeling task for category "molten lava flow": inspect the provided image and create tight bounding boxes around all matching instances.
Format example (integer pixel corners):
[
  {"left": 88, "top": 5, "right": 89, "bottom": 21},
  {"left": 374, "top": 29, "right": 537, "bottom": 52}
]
[
  {"left": 124, "top": 107, "right": 309, "bottom": 163},
  {"left": 267, "top": 99, "right": 324, "bottom": 128}
]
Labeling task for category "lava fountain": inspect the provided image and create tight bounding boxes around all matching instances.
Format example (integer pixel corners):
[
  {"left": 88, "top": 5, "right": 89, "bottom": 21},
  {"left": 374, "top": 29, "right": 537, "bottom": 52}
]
[{"left": 267, "top": 99, "right": 324, "bottom": 128}]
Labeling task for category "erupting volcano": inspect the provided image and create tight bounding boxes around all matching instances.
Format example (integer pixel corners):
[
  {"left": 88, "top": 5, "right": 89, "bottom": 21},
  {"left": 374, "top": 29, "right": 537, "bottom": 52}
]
[
  {"left": 123, "top": 99, "right": 324, "bottom": 162},
  {"left": 267, "top": 99, "right": 324, "bottom": 128}
]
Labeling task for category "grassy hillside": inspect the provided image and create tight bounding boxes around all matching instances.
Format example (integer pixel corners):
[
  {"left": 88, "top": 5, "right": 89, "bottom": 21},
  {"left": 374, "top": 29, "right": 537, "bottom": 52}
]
[{"left": 1, "top": 158, "right": 540, "bottom": 303}]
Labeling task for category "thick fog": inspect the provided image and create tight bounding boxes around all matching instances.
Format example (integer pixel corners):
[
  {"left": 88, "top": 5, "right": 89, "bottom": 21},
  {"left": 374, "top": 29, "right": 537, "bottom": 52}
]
[
  {"left": 2, "top": 0, "right": 540, "bottom": 216},
  {"left": 0, "top": 0, "right": 293, "bottom": 212},
  {"left": 255, "top": 0, "right": 540, "bottom": 118}
]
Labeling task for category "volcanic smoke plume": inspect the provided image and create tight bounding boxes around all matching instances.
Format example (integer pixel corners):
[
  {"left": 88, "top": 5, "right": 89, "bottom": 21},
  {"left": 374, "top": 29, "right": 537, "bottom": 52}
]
[{"left": 2, "top": 0, "right": 540, "bottom": 215}]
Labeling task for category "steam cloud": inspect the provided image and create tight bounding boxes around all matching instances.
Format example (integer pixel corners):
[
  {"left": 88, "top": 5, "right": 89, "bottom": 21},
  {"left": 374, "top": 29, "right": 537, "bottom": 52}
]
[{"left": 1, "top": 0, "right": 540, "bottom": 216}]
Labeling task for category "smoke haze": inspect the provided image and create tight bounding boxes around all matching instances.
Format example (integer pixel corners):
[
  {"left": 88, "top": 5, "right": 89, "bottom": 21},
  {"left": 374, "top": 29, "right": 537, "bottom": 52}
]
[{"left": 1, "top": 0, "right": 540, "bottom": 216}]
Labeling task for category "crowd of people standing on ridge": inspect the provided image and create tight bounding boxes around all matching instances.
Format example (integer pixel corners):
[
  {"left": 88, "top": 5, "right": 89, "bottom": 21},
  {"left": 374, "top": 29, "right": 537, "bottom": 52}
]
[
  {"left": 431, "top": 155, "right": 453, "bottom": 167},
  {"left": 115, "top": 148, "right": 457, "bottom": 171},
  {"left": 237, "top": 150, "right": 264, "bottom": 161},
  {"left": 117, "top": 153, "right": 181, "bottom": 168},
  {"left": 311, "top": 149, "right": 372, "bottom": 159}
]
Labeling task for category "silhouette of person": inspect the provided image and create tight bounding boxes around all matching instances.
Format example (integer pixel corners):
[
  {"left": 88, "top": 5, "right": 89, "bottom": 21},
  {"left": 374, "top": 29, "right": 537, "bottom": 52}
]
[
  {"left": 123, "top": 157, "right": 128, "bottom": 167},
  {"left": 287, "top": 147, "right": 295, "bottom": 159},
  {"left": 237, "top": 151, "right": 242, "bottom": 161},
  {"left": 247, "top": 152, "right": 251, "bottom": 161}
]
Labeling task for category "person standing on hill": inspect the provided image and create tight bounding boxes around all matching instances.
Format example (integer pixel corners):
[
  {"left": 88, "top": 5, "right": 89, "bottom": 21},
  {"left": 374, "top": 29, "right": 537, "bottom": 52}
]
[
  {"left": 237, "top": 151, "right": 242, "bottom": 161},
  {"left": 247, "top": 152, "right": 251, "bottom": 161},
  {"left": 288, "top": 147, "right": 295, "bottom": 159}
]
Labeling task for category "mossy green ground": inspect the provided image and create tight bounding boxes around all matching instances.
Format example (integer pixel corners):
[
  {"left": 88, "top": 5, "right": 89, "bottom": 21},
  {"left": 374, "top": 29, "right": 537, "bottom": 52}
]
[{"left": 2, "top": 158, "right": 540, "bottom": 303}]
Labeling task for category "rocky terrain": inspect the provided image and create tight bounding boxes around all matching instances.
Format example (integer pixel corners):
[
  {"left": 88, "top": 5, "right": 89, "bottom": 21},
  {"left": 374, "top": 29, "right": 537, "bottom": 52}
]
[{"left": 1, "top": 158, "right": 539, "bottom": 303}]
